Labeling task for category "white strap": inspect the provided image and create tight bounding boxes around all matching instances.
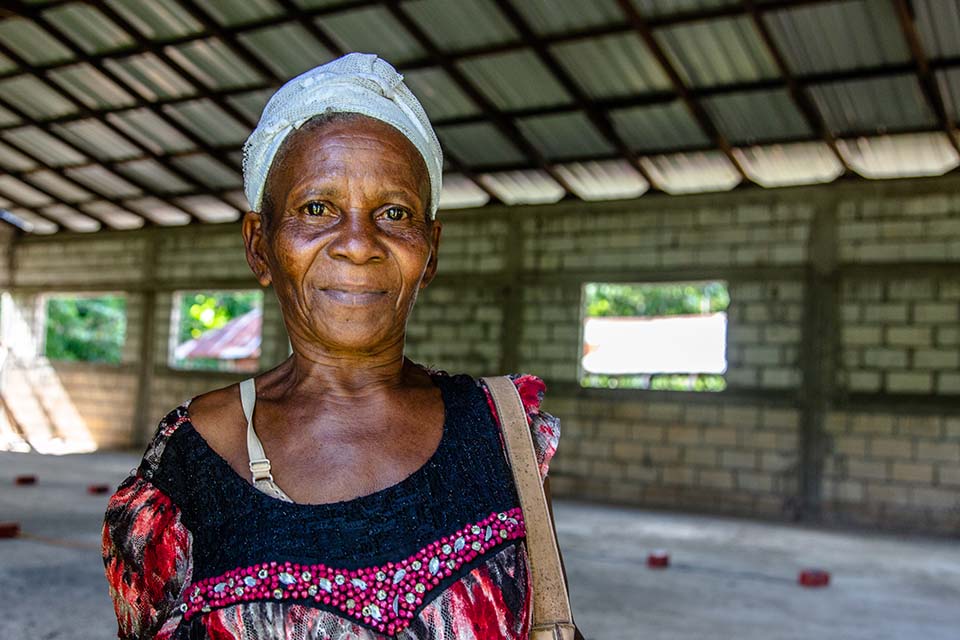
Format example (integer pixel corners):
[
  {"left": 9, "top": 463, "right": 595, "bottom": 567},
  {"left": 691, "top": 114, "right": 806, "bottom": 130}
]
[{"left": 240, "top": 378, "right": 294, "bottom": 503}]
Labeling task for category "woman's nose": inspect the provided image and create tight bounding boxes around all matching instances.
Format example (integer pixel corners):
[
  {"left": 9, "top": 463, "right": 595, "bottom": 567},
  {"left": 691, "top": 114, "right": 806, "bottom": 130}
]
[{"left": 326, "top": 212, "right": 387, "bottom": 264}]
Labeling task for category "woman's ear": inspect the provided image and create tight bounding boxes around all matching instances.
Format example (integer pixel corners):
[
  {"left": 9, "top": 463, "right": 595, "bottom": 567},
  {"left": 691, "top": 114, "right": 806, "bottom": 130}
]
[
  {"left": 420, "top": 220, "right": 442, "bottom": 289},
  {"left": 241, "top": 210, "right": 273, "bottom": 287}
]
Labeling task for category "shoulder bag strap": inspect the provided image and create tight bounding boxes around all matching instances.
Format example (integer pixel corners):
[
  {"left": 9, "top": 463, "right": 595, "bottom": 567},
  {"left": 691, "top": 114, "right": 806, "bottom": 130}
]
[{"left": 482, "top": 376, "right": 576, "bottom": 640}]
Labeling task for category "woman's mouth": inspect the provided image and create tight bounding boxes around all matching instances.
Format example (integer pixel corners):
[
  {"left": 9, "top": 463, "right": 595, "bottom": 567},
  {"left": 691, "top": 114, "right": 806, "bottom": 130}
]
[{"left": 320, "top": 287, "right": 388, "bottom": 305}]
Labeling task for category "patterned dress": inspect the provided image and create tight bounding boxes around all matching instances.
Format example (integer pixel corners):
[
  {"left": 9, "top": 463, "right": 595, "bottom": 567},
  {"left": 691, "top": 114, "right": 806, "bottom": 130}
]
[{"left": 102, "top": 371, "right": 560, "bottom": 640}]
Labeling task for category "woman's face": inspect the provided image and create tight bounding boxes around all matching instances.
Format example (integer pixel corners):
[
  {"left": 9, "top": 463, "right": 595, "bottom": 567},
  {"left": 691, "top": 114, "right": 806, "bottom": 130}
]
[{"left": 242, "top": 115, "right": 441, "bottom": 355}]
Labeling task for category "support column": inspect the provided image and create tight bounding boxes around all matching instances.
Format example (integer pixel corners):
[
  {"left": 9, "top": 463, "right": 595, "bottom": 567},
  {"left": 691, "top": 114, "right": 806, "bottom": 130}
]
[
  {"left": 133, "top": 232, "right": 157, "bottom": 446},
  {"left": 797, "top": 202, "right": 840, "bottom": 520}
]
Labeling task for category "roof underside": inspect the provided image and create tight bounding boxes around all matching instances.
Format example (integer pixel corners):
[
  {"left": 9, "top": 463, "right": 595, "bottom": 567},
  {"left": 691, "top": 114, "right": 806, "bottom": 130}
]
[{"left": 0, "top": 0, "right": 958, "bottom": 234}]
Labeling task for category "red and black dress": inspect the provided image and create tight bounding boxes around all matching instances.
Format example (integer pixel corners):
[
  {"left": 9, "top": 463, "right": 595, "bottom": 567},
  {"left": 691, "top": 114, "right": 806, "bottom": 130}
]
[{"left": 102, "top": 371, "right": 560, "bottom": 640}]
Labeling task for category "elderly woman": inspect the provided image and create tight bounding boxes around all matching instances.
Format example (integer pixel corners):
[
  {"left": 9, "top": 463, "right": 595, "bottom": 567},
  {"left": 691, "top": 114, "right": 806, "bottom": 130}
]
[{"left": 102, "top": 53, "right": 573, "bottom": 640}]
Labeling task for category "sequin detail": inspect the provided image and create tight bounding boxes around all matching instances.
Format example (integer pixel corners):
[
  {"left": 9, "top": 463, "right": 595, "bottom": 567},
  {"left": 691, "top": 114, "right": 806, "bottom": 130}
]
[{"left": 181, "top": 508, "right": 525, "bottom": 635}]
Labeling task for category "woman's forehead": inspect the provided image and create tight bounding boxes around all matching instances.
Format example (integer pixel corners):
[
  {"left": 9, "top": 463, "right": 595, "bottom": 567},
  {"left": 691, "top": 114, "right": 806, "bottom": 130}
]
[{"left": 266, "top": 115, "right": 430, "bottom": 200}]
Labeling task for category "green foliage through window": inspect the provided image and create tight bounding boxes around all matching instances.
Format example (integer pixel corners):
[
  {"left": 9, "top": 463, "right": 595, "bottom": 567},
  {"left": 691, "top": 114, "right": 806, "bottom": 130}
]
[
  {"left": 171, "top": 290, "right": 263, "bottom": 373},
  {"left": 44, "top": 294, "right": 126, "bottom": 364},
  {"left": 581, "top": 282, "right": 729, "bottom": 392}
]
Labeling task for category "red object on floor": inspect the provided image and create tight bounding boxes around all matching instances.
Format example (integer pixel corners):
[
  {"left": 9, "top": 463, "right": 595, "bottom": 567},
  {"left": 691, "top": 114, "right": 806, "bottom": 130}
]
[
  {"left": 14, "top": 475, "right": 37, "bottom": 485},
  {"left": 88, "top": 484, "right": 110, "bottom": 495},
  {"left": 798, "top": 569, "right": 830, "bottom": 587},
  {"left": 647, "top": 550, "right": 670, "bottom": 568},
  {"left": 0, "top": 522, "right": 20, "bottom": 538}
]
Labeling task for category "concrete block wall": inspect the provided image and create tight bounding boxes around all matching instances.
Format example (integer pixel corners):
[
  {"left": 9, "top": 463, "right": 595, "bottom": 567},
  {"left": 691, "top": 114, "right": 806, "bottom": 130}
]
[{"left": 2, "top": 174, "right": 959, "bottom": 533}]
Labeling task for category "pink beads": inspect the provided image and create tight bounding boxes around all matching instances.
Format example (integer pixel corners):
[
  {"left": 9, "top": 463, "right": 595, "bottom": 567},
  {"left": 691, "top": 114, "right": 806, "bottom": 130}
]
[{"left": 181, "top": 508, "right": 525, "bottom": 635}]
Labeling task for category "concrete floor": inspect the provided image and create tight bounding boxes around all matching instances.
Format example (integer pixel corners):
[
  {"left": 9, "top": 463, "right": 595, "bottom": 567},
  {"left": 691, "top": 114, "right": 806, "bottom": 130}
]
[{"left": 1, "top": 451, "right": 958, "bottom": 640}]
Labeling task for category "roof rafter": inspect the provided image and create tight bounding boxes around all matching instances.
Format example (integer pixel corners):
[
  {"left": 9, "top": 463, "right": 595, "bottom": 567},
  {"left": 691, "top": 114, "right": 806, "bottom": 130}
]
[
  {"left": 892, "top": 0, "right": 960, "bottom": 154},
  {"left": 615, "top": 0, "right": 749, "bottom": 183},
  {"left": 491, "top": 0, "right": 660, "bottom": 192},
  {"left": 381, "top": 0, "right": 577, "bottom": 197}
]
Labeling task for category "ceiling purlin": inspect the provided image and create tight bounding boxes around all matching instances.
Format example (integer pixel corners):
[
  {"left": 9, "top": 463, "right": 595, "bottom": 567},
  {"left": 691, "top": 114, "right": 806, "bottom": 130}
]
[
  {"left": 614, "top": 0, "right": 749, "bottom": 183},
  {"left": 382, "top": 0, "right": 577, "bottom": 198},
  {"left": 742, "top": 0, "right": 850, "bottom": 173},
  {"left": 892, "top": 0, "right": 960, "bottom": 155},
  {"left": 491, "top": 0, "right": 660, "bottom": 192}
]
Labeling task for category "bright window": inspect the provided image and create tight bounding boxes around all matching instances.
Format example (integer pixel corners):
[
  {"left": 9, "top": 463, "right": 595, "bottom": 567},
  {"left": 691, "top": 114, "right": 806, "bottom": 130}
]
[
  {"left": 170, "top": 290, "right": 263, "bottom": 373},
  {"left": 43, "top": 293, "right": 127, "bottom": 364},
  {"left": 580, "top": 282, "right": 729, "bottom": 391}
]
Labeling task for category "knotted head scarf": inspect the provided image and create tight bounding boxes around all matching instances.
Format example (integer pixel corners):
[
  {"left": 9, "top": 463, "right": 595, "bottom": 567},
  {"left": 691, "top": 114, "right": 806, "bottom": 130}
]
[{"left": 243, "top": 53, "right": 443, "bottom": 219}]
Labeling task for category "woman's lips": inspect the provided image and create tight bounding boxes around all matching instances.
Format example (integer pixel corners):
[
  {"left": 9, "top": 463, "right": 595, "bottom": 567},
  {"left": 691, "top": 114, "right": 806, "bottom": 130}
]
[{"left": 320, "top": 288, "right": 387, "bottom": 305}]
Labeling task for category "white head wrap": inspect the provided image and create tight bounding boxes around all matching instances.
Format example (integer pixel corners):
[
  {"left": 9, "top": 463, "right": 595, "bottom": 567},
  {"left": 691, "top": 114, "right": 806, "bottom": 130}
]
[{"left": 242, "top": 53, "right": 443, "bottom": 219}]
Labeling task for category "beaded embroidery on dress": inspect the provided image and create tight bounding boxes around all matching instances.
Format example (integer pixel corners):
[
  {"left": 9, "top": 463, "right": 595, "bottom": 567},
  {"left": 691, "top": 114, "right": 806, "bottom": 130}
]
[{"left": 102, "top": 370, "right": 560, "bottom": 640}]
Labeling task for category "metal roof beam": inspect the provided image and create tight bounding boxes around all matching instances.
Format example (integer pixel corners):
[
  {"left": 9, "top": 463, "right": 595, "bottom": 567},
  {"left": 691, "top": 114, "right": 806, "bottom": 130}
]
[
  {"left": 615, "top": 0, "right": 749, "bottom": 182},
  {"left": 892, "top": 0, "right": 960, "bottom": 154}
]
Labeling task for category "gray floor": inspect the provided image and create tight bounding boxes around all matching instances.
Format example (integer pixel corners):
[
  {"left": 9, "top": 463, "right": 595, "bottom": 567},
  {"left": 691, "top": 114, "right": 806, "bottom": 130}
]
[{"left": 1, "top": 450, "right": 958, "bottom": 640}]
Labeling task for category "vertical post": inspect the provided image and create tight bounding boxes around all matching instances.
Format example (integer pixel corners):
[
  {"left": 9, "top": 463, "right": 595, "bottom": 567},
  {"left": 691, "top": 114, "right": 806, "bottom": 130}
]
[
  {"left": 798, "top": 202, "right": 839, "bottom": 520},
  {"left": 133, "top": 230, "right": 158, "bottom": 446}
]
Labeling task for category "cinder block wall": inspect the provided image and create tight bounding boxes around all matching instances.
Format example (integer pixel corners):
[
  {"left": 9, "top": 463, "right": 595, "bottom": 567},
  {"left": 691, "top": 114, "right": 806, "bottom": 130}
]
[{"left": 2, "top": 175, "right": 959, "bottom": 533}]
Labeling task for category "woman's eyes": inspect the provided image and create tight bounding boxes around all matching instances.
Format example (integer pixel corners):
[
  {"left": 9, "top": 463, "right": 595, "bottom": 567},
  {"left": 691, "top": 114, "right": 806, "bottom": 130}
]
[
  {"left": 382, "top": 206, "right": 410, "bottom": 222},
  {"left": 303, "top": 201, "right": 327, "bottom": 217}
]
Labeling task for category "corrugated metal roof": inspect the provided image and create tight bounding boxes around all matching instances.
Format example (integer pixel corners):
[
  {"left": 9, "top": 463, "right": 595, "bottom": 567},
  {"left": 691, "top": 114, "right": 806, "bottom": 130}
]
[
  {"left": 459, "top": 50, "right": 572, "bottom": 110},
  {"left": 116, "top": 159, "right": 194, "bottom": 194},
  {"left": 24, "top": 170, "right": 93, "bottom": 203},
  {"left": 2, "top": 126, "right": 87, "bottom": 166},
  {"left": 517, "top": 112, "right": 614, "bottom": 160},
  {"left": 237, "top": 22, "right": 332, "bottom": 78},
  {"left": 104, "top": 53, "right": 197, "bottom": 101},
  {"left": 0, "top": 140, "right": 38, "bottom": 171},
  {"left": 39, "top": 204, "right": 100, "bottom": 233},
  {"left": 611, "top": 101, "right": 710, "bottom": 151},
  {"left": 65, "top": 165, "right": 142, "bottom": 199},
  {"left": 807, "top": 75, "right": 936, "bottom": 135},
  {"left": 0, "top": 105, "right": 19, "bottom": 128},
  {"left": 479, "top": 170, "right": 565, "bottom": 205},
  {"left": 0, "top": 75, "right": 78, "bottom": 120},
  {"left": 0, "top": 176, "right": 54, "bottom": 208},
  {"left": 107, "top": 0, "right": 205, "bottom": 40},
  {"left": 321, "top": 6, "right": 426, "bottom": 64},
  {"left": 163, "top": 99, "right": 251, "bottom": 145},
  {"left": 554, "top": 159, "right": 649, "bottom": 200},
  {"left": 402, "top": 67, "right": 481, "bottom": 121},
  {"left": 53, "top": 119, "right": 142, "bottom": 161},
  {"left": 655, "top": 16, "right": 778, "bottom": 87},
  {"left": 107, "top": 108, "right": 197, "bottom": 154},
  {"left": 79, "top": 201, "right": 145, "bottom": 230},
  {"left": 8, "top": 208, "right": 57, "bottom": 234},
  {"left": 551, "top": 33, "right": 672, "bottom": 98},
  {"left": 631, "top": 0, "right": 738, "bottom": 17},
  {"left": 641, "top": 151, "right": 741, "bottom": 194},
  {"left": 227, "top": 88, "right": 275, "bottom": 123},
  {"left": 0, "top": 52, "right": 15, "bottom": 74},
  {"left": 43, "top": 3, "right": 135, "bottom": 54},
  {"left": 837, "top": 133, "right": 960, "bottom": 179},
  {"left": 513, "top": 0, "right": 624, "bottom": 36},
  {"left": 0, "top": 17, "right": 73, "bottom": 65},
  {"left": 733, "top": 142, "right": 843, "bottom": 187},
  {"left": 703, "top": 88, "right": 811, "bottom": 144},
  {"left": 914, "top": 0, "right": 960, "bottom": 58},
  {"left": 166, "top": 38, "right": 264, "bottom": 90},
  {"left": 175, "top": 195, "right": 241, "bottom": 222},
  {"left": 764, "top": 0, "right": 910, "bottom": 75},
  {"left": 172, "top": 153, "right": 244, "bottom": 189},
  {"left": 436, "top": 122, "right": 525, "bottom": 166},
  {"left": 202, "top": 0, "right": 285, "bottom": 27},
  {"left": 404, "top": 0, "right": 518, "bottom": 51},
  {"left": 223, "top": 190, "right": 250, "bottom": 211},
  {"left": 49, "top": 63, "right": 137, "bottom": 110},
  {"left": 124, "top": 197, "right": 192, "bottom": 225},
  {"left": 438, "top": 173, "right": 490, "bottom": 209},
  {"left": 937, "top": 68, "right": 960, "bottom": 121},
  {"left": 176, "top": 308, "right": 262, "bottom": 360}
]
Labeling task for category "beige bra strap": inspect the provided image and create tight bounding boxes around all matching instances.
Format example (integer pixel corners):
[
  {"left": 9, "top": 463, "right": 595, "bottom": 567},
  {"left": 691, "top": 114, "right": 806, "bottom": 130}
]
[
  {"left": 239, "top": 378, "right": 293, "bottom": 503},
  {"left": 481, "top": 376, "right": 575, "bottom": 640}
]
